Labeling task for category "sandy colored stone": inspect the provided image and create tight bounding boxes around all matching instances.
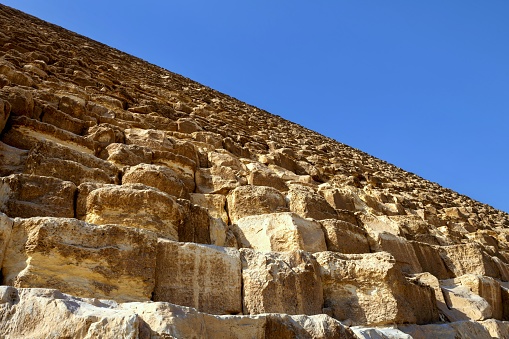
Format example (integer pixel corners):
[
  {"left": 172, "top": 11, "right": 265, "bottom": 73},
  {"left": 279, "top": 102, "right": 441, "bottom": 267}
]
[
  {"left": 398, "top": 321, "right": 494, "bottom": 339},
  {"left": 2, "top": 218, "right": 157, "bottom": 301},
  {"left": 0, "top": 174, "right": 76, "bottom": 218},
  {"left": 122, "top": 163, "right": 189, "bottom": 199},
  {"left": 234, "top": 212, "right": 327, "bottom": 253},
  {"left": 440, "top": 280, "right": 492, "bottom": 321},
  {"left": 152, "top": 149, "right": 197, "bottom": 192},
  {"left": 439, "top": 243, "right": 500, "bottom": 278},
  {"left": 319, "top": 219, "right": 370, "bottom": 254},
  {"left": 0, "top": 213, "right": 13, "bottom": 266},
  {"left": 101, "top": 142, "right": 153, "bottom": 168},
  {"left": 287, "top": 185, "right": 338, "bottom": 220},
  {"left": 0, "top": 287, "right": 140, "bottom": 339},
  {"left": 373, "top": 233, "right": 423, "bottom": 274},
  {"left": 85, "top": 184, "right": 184, "bottom": 240},
  {"left": 240, "top": 248, "right": 324, "bottom": 315},
  {"left": 227, "top": 185, "right": 288, "bottom": 224},
  {"left": 314, "top": 251, "right": 438, "bottom": 326},
  {"left": 177, "top": 199, "right": 211, "bottom": 244},
  {"left": 154, "top": 239, "right": 242, "bottom": 314},
  {"left": 0, "top": 87, "right": 35, "bottom": 118},
  {"left": 0, "top": 98, "right": 9, "bottom": 134},
  {"left": 190, "top": 193, "right": 229, "bottom": 225},
  {"left": 195, "top": 166, "right": 244, "bottom": 194},
  {"left": 410, "top": 240, "right": 451, "bottom": 279},
  {"left": 40, "top": 104, "right": 88, "bottom": 135},
  {"left": 0, "top": 141, "right": 27, "bottom": 176}
]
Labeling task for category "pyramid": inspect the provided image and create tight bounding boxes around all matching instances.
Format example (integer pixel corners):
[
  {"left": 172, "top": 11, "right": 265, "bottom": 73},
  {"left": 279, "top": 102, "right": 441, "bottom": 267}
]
[{"left": 1, "top": 4, "right": 509, "bottom": 338}]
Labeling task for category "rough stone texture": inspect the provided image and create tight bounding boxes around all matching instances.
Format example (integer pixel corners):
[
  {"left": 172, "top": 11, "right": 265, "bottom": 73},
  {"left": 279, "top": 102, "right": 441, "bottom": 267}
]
[
  {"left": 0, "top": 174, "right": 76, "bottom": 218},
  {"left": 234, "top": 212, "right": 327, "bottom": 253},
  {"left": 226, "top": 185, "right": 289, "bottom": 224},
  {"left": 85, "top": 184, "right": 184, "bottom": 240},
  {"left": 1, "top": 4, "right": 509, "bottom": 336},
  {"left": 122, "top": 163, "right": 189, "bottom": 199},
  {"left": 2, "top": 218, "right": 157, "bottom": 302},
  {"left": 154, "top": 239, "right": 242, "bottom": 315},
  {"left": 240, "top": 249, "right": 324, "bottom": 316},
  {"left": 314, "top": 251, "right": 439, "bottom": 326}
]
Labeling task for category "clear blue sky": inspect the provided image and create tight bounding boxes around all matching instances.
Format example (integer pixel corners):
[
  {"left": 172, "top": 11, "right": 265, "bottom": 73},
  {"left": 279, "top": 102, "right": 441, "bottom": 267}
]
[{"left": 3, "top": 1, "right": 508, "bottom": 213}]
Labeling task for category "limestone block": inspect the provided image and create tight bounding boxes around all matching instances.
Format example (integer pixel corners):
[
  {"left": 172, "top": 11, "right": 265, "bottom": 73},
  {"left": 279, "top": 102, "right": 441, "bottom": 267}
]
[
  {"left": 314, "top": 251, "right": 438, "bottom": 326},
  {"left": 247, "top": 167, "right": 288, "bottom": 192},
  {"left": 440, "top": 279, "right": 492, "bottom": 321},
  {"left": 40, "top": 104, "right": 88, "bottom": 135},
  {"left": 195, "top": 166, "right": 243, "bottom": 194},
  {"left": 0, "top": 174, "right": 76, "bottom": 218},
  {"left": 0, "top": 87, "right": 35, "bottom": 118},
  {"left": 2, "top": 116, "right": 96, "bottom": 154},
  {"left": 446, "top": 274, "right": 503, "bottom": 320},
  {"left": 0, "top": 142, "right": 27, "bottom": 176},
  {"left": 154, "top": 239, "right": 242, "bottom": 315},
  {"left": 374, "top": 233, "right": 423, "bottom": 274},
  {"left": 319, "top": 219, "right": 370, "bottom": 254},
  {"left": 85, "top": 184, "right": 184, "bottom": 240},
  {"left": 101, "top": 143, "right": 152, "bottom": 168},
  {"left": 240, "top": 249, "right": 324, "bottom": 315},
  {"left": 398, "top": 321, "right": 493, "bottom": 339},
  {"left": 227, "top": 185, "right": 288, "bottom": 224},
  {"left": 234, "top": 212, "right": 327, "bottom": 253},
  {"left": 500, "top": 282, "right": 509, "bottom": 320},
  {"left": 439, "top": 243, "right": 500, "bottom": 279},
  {"left": 0, "top": 213, "right": 13, "bottom": 266},
  {"left": 480, "top": 319, "right": 509, "bottom": 339},
  {"left": 76, "top": 182, "right": 113, "bottom": 220},
  {"left": 86, "top": 123, "right": 125, "bottom": 149},
  {"left": 58, "top": 94, "right": 87, "bottom": 118},
  {"left": 413, "top": 273, "right": 452, "bottom": 321},
  {"left": 0, "top": 287, "right": 140, "bottom": 339},
  {"left": 359, "top": 213, "right": 402, "bottom": 237},
  {"left": 25, "top": 150, "right": 115, "bottom": 186},
  {"left": 287, "top": 186, "right": 338, "bottom": 220},
  {"left": 190, "top": 193, "right": 229, "bottom": 225},
  {"left": 177, "top": 199, "right": 211, "bottom": 244},
  {"left": 124, "top": 128, "right": 175, "bottom": 152},
  {"left": 208, "top": 150, "right": 245, "bottom": 171},
  {"left": 152, "top": 150, "right": 196, "bottom": 192},
  {"left": 122, "top": 163, "right": 189, "bottom": 199},
  {"left": 0, "top": 98, "right": 10, "bottom": 134},
  {"left": 177, "top": 117, "right": 202, "bottom": 133},
  {"left": 320, "top": 187, "right": 357, "bottom": 211},
  {"left": 192, "top": 131, "right": 224, "bottom": 150},
  {"left": 410, "top": 241, "right": 451, "bottom": 279},
  {"left": 2, "top": 218, "right": 157, "bottom": 301}
]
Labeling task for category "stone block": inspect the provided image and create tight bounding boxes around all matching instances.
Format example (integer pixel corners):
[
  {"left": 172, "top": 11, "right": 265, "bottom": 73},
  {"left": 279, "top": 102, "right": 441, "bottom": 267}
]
[
  {"left": 314, "top": 251, "right": 438, "bottom": 326},
  {"left": 85, "top": 184, "right": 184, "bottom": 240},
  {"left": 287, "top": 186, "right": 338, "bottom": 220},
  {"left": 375, "top": 233, "right": 423, "bottom": 274},
  {"left": 240, "top": 249, "right": 323, "bottom": 315},
  {"left": 410, "top": 241, "right": 451, "bottom": 279},
  {"left": 234, "top": 212, "right": 326, "bottom": 253},
  {"left": 439, "top": 243, "right": 500, "bottom": 279},
  {"left": 122, "top": 163, "right": 189, "bottom": 199},
  {"left": 177, "top": 199, "right": 211, "bottom": 244},
  {"left": 2, "top": 218, "right": 157, "bottom": 301},
  {"left": 227, "top": 185, "right": 288, "bottom": 224},
  {"left": 319, "top": 219, "right": 370, "bottom": 254},
  {"left": 0, "top": 174, "right": 76, "bottom": 218},
  {"left": 154, "top": 239, "right": 242, "bottom": 315}
]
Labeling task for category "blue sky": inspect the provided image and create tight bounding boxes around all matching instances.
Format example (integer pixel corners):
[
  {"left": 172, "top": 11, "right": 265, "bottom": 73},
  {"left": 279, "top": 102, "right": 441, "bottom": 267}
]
[{"left": 2, "top": 1, "right": 508, "bottom": 213}]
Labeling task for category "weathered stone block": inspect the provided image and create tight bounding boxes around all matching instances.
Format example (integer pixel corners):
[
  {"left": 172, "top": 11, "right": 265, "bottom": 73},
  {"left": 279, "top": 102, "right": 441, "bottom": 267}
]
[
  {"left": 0, "top": 174, "right": 76, "bottom": 218},
  {"left": 227, "top": 185, "right": 288, "bottom": 224},
  {"left": 410, "top": 241, "right": 451, "bottom": 279},
  {"left": 122, "top": 163, "right": 189, "bottom": 199},
  {"left": 374, "top": 233, "right": 423, "bottom": 274},
  {"left": 319, "top": 219, "right": 370, "bottom": 254},
  {"left": 240, "top": 249, "right": 323, "bottom": 315},
  {"left": 85, "top": 184, "right": 184, "bottom": 240},
  {"left": 314, "top": 251, "right": 439, "bottom": 326},
  {"left": 154, "top": 239, "right": 242, "bottom": 315},
  {"left": 287, "top": 186, "right": 338, "bottom": 220},
  {"left": 2, "top": 218, "right": 157, "bottom": 301},
  {"left": 234, "top": 212, "right": 327, "bottom": 253},
  {"left": 439, "top": 243, "right": 500, "bottom": 279}
]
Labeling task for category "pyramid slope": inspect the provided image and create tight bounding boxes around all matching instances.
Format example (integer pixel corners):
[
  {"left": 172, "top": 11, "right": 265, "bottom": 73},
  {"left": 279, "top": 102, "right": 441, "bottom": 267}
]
[{"left": 1, "top": 4, "right": 509, "bottom": 338}]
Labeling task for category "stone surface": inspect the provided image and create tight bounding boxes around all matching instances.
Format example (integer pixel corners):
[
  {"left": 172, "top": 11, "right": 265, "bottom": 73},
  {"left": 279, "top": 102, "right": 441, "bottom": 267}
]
[
  {"left": 234, "top": 212, "right": 327, "bottom": 253},
  {"left": 85, "top": 184, "right": 184, "bottom": 240},
  {"left": 2, "top": 218, "right": 157, "bottom": 301},
  {"left": 314, "top": 251, "right": 439, "bottom": 326},
  {"left": 240, "top": 249, "right": 324, "bottom": 316},
  {"left": 1, "top": 4, "right": 509, "bottom": 336},
  {"left": 0, "top": 174, "right": 76, "bottom": 218},
  {"left": 226, "top": 185, "right": 288, "bottom": 224},
  {"left": 319, "top": 219, "right": 370, "bottom": 254},
  {"left": 154, "top": 239, "right": 242, "bottom": 315}
]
